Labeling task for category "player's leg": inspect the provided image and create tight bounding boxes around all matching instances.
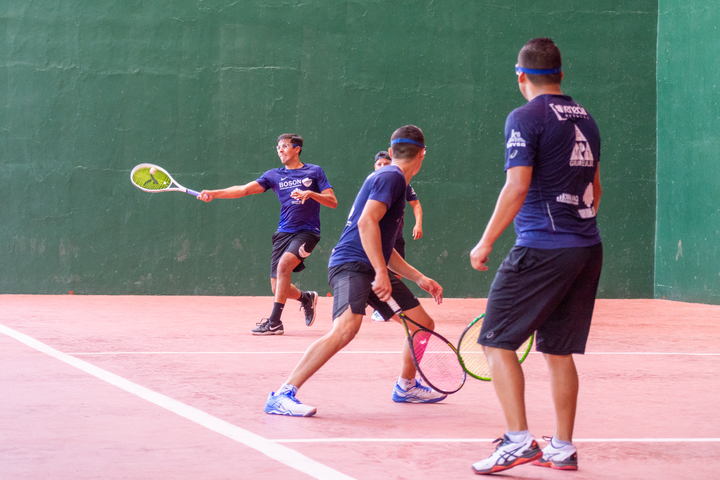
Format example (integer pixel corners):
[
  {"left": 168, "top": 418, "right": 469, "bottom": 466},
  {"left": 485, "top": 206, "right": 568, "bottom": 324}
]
[
  {"left": 254, "top": 233, "right": 319, "bottom": 334},
  {"left": 252, "top": 233, "right": 292, "bottom": 335},
  {"left": 544, "top": 353, "right": 578, "bottom": 442},
  {"left": 282, "top": 232, "right": 321, "bottom": 326},
  {"left": 533, "top": 243, "right": 602, "bottom": 470},
  {"left": 273, "top": 251, "right": 303, "bottom": 304},
  {"left": 286, "top": 307, "right": 363, "bottom": 389},
  {"left": 264, "top": 262, "right": 371, "bottom": 417},
  {"left": 485, "top": 346, "right": 529, "bottom": 431},
  {"left": 370, "top": 278, "right": 446, "bottom": 403},
  {"left": 472, "top": 246, "right": 549, "bottom": 474}
]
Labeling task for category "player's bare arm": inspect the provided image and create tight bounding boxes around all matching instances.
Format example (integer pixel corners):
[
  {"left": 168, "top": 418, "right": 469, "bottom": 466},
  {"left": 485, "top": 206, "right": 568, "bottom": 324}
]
[
  {"left": 387, "top": 250, "right": 443, "bottom": 304},
  {"left": 470, "top": 166, "right": 532, "bottom": 271},
  {"left": 357, "top": 199, "right": 392, "bottom": 301},
  {"left": 198, "top": 180, "right": 265, "bottom": 202},
  {"left": 409, "top": 199, "right": 423, "bottom": 239},
  {"left": 290, "top": 187, "right": 338, "bottom": 208},
  {"left": 593, "top": 165, "right": 602, "bottom": 214}
]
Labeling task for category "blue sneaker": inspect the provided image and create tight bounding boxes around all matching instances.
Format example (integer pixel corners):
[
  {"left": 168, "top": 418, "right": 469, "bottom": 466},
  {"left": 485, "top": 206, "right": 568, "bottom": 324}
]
[
  {"left": 264, "top": 387, "right": 317, "bottom": 417},
  {"left": 392, "top": 379, "right": 447, "bottom": 403}
]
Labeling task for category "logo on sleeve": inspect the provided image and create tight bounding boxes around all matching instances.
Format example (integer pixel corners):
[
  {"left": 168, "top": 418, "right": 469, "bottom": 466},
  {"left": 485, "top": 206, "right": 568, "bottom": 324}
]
[{"left": 506, "top": 129, "right": 527, "bottom": 148}]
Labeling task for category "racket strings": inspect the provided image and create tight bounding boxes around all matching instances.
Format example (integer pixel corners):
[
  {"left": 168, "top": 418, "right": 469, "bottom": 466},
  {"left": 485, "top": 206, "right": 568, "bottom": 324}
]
[
  {"left": 132, "top": 170, "right": 171, "bottom": 191},
  {"left": 411, "top": 331, "right": 465, "bottom": 393},
  {"left": 458, "top": 318, "right": 534, "bottom": 381}
]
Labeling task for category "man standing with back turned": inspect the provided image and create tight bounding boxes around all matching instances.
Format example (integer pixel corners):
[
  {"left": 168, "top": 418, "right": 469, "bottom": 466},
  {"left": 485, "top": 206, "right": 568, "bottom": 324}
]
[{"left": 469, "top": 38, "right": 602, "bottom": 474}]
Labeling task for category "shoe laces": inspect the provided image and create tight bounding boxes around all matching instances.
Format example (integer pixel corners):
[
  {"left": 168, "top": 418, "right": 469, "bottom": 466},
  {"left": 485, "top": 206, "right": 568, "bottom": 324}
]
[
  {"left": 256, "top": 318, "right": 270, "bottom": 327},
  {"left": 280, "top": 390, "right": 302, "bottom": 404},
  {"left": 413, "top": 379, "right": 431, "bottom": 392}
]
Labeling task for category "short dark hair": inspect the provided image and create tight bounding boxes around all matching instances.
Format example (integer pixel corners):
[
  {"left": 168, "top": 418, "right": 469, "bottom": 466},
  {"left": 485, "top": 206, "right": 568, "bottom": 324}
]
[
  {"left": 374, "top": 151, "right": 391, "bottom": 162},
  {"left": 390, "top": 125, "right": 425, "bottom": 160},
  {"left": 277, "top": 133, "right": 303, "bottom": 155},
  {"left": 518, "top": 38, "right": 562, "bottom": 86}
]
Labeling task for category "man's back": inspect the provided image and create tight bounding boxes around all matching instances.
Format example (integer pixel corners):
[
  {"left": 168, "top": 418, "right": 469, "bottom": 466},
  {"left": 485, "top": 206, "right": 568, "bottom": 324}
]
[{"left": 505, "top": 94, "right": 601, "bottom": 248}]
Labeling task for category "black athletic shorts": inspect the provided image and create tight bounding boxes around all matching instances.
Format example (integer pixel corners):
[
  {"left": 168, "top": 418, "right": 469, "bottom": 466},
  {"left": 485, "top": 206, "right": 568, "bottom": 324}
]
[
  {"left": 328, "top": 261, "right": 420, "bottom": 320},
  {"left": 479, "top": 243, "right": 603, "bottom": 355},
  {"left": 270, "top": 231, "right": 321, "bottom": 278}
]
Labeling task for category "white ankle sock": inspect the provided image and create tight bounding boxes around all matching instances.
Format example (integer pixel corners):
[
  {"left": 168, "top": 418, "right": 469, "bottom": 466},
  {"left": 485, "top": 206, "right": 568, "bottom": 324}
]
[
  {"left": 277, "top": 383, "right": 296, "bottom": 395},
  {"left": 398, "top": 377, "right": 415, "bottom": 390},
  {"left": 551, "top": 437, "right": 573, "bottom": 448},
  {"left": 506, "top": 430, "right": 530, "bottom": 443}
]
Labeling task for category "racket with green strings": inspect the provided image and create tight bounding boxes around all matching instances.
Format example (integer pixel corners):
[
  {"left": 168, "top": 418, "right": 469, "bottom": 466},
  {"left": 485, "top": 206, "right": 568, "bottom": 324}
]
[
  {"left": 130, "top": 163, "right": 200, "bottom": 197},
  {"left": 457, "top": 314, "right": 534, "bottom": 381}
]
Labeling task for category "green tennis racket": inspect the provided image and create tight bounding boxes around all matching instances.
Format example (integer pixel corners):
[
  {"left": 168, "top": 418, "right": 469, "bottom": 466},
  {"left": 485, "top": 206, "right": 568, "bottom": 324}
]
[
  {"left": 457, "top": 314, "right": 533, "bottom": 381},
  {"left": 130, "top": 163, "right": 200, "bottom": 196}
]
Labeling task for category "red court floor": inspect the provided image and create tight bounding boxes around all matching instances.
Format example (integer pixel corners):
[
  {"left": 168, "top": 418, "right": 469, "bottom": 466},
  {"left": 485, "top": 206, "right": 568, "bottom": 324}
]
[{"left": 1, "top": 295, "right": 719, "bottom": 479}]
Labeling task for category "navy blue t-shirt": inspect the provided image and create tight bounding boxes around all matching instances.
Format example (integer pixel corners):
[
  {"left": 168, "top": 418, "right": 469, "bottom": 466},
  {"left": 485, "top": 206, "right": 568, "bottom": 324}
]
[
  {"left": 256, "top": 163, "right": 332, "bottom": 234},
  {"left": 329, "top": 165, "right": 407, "bottom": 268},
  {"left": 505, "top": 94, "right": 601, "bottom": 248}
]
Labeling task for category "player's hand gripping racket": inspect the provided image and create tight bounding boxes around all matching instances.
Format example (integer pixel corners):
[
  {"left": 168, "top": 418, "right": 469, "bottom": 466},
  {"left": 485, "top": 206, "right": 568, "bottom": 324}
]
[
  {"left": 457, "top": 314, "right": 534, "bottom": 381},
  {"left": 386, "top": 298, "right": 466, "bottom": 394},
  {"left": 130, "top": 163, "right": 200, "bottom": 197}
]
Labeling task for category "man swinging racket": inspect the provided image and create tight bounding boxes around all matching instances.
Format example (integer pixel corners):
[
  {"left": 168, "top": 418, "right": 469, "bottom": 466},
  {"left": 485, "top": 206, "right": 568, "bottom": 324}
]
[{"left": 198, "top": 134, "right": 337, "bottom": 335}]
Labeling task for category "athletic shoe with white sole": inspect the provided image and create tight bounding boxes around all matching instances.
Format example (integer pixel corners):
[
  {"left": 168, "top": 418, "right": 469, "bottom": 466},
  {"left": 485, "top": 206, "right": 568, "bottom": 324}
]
[
  {"left": 533, "top": 437, "right": 578, "bottom": 470},
  {"left": 472, "top": 434, "right": 542, "bottom": 475},
  {"left": 371, "top": 310, "right": 387, "bottom": 321},
  {"left": 391, "top": 379, "right": 447, "bottom": 403},
  {"left": 251, "top": 319, "right": 284, "bottom": 335},
  {"left": 264, "top": 388, "right": 317, "bottom": 417},
  {"left": 300, "top": 291, "right": 318, "bottom": 326}
]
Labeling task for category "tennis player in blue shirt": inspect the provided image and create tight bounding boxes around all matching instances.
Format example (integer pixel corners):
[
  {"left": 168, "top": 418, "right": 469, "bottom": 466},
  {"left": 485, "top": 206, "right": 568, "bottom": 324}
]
[
  {"left": 370, "top": 150, "right": 424, "bottom": 321},
  {"left": 469, "top": 38, "right": 602, "bottom": 474},
  {"left": 264, "top": 125, "right": 446, "bottom": 417},
  {"left": 198, "top": 134, "right": 337, "bottom": 335}
]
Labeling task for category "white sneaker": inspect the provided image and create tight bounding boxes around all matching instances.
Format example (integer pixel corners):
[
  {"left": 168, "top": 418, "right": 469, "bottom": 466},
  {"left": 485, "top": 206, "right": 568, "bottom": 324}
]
[
  {"left": 371, "top": 310, "right": 386, "bottom": 321},
  {"left": 264, "top": 388, "right": 316, "bottom": 417},
  {"left": 472, "top": 434, "right": 542, "bottom": 474},
  {"left": 391, "top": 379, "right": 447, "bottom": 403},
  {"left": 533, "top": 438, "right": 578, "bottom": 470}
]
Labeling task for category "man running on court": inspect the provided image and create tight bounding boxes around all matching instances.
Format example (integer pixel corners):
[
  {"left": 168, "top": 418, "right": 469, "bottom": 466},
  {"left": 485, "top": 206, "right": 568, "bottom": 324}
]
[
  {"left": 264, "top": 125, "right": 446, "bottom": 417},
  {"left": 198, "top": 134, "right": 337, "bottom": 335},
  {"left": 370, "top": 150, "right": 423, "bottom": 321},
  {"left": 469, "top": 38, "right": 603, "bottom": 474}
]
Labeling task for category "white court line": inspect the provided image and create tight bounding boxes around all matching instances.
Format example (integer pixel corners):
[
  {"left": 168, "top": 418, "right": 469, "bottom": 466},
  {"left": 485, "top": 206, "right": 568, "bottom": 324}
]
[
  {"left": 66, "top": 351, "right": 720, "bottom": 356},
  {"left": 273, "top": 437, "right": 720, "bottom": 443},
  {"left": 0, "top": 324, "right": 356, "bottom": 480}
]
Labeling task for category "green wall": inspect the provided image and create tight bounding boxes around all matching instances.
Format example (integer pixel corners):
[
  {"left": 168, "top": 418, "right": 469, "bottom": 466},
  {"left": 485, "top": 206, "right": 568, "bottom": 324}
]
[
  {"left": 656, "top": 1, "right": 720, "bottom": 304},
  {"left": 1, "top": 1, "right": 658, "bottom": 298}
]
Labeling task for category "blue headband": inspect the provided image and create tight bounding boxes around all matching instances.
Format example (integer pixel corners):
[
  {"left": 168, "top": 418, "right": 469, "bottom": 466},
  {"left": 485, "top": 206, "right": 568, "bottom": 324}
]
[
  {"left": 391, "top": 138, "right": 425, "bottom": 148},
  {"left": 515, "top": 65, "right": 562, "bottom": 75}
]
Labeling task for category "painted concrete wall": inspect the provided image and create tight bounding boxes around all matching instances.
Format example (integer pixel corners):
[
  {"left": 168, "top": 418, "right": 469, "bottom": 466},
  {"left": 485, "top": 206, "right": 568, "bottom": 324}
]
[{"left": 1, "top": 1, "right": 658, "bottom": 298}]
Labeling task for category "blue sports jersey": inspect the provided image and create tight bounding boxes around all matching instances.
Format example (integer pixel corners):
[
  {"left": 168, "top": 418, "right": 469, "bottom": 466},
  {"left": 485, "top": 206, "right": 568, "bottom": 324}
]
[
  {"left": 329, "top": 165, "right": 407, "bottom": 268},
  {"left": 505, "top": 94, "right": 601, "bottom": 248},
  {"left": 256, "top": 163, "right": 332, "bottom": 234}
]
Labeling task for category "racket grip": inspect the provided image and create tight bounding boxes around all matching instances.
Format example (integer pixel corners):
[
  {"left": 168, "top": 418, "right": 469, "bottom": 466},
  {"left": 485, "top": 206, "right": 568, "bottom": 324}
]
[
  {"left": 386, "top": 298, "right": 402, "bottom": 314},
  {"left": 186, "top": 188, "right": 201, "bottom": 197}
]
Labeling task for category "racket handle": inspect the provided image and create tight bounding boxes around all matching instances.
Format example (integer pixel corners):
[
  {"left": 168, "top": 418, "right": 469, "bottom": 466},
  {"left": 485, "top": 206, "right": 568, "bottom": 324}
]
[
  {"left": 386, "top": 298, "right": 402, "bottom": 314},
  {"left": 186, "top": 188, "right": 200, "bottom": 197}
]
